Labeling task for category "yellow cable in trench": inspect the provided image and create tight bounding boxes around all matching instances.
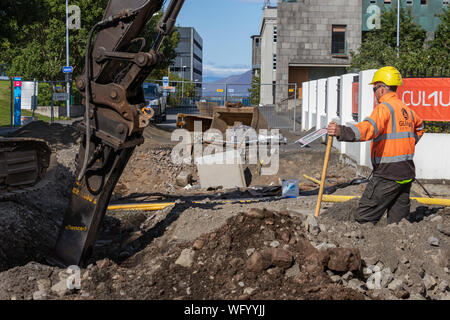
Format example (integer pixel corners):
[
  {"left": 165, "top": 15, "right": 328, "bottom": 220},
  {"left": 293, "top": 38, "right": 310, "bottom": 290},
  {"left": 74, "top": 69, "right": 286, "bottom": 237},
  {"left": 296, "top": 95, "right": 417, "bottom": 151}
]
[{"left": 107, "top": 195, "right": 450, "bottom": 212}]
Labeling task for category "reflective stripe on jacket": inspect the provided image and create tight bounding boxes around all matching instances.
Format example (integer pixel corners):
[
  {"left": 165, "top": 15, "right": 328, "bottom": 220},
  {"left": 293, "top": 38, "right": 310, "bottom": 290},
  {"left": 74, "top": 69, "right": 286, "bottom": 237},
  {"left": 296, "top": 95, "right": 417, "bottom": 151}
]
[{"left": 338, "top": 92, "right": 425, "bottom": 180}]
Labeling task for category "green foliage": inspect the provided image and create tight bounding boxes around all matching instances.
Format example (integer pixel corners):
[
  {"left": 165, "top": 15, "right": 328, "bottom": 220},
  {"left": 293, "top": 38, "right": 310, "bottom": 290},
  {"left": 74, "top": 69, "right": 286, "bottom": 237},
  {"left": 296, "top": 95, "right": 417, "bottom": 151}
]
[
  {"left": 350, "top": 6, "right": 448, "bottom": 73},
  {"left": 248, "top": 73, "right": 260, "bottom": 105},
  {"left": 164, "top": 72, "right": 197, "bottom": 106},
  {"left": 429, "top": 6, "right": 450, "bottom": 69},
  {"left": 0, "top": 1, "right": 179, "bottom": 81}
]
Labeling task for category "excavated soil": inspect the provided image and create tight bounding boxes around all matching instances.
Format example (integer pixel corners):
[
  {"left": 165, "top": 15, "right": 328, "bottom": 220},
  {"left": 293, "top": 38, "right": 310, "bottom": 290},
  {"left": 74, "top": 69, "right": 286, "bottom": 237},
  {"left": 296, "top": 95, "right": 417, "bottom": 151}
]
[{"left": 0, "top": 121, "right": 448, "bottom": 300}]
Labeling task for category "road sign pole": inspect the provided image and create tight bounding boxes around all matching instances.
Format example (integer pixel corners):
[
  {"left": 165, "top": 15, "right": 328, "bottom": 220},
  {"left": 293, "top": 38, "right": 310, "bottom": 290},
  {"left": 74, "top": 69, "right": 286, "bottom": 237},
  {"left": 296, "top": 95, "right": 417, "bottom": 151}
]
[{"left": 66, "top": 0, "right": 71, "bottom": 118}]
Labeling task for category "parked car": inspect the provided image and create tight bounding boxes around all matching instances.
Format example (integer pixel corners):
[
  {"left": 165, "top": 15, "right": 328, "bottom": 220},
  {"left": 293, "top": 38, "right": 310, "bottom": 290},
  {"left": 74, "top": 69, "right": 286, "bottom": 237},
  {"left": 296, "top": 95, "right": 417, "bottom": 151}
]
[{"left": 143, "top": 83, "right": 166, "bottom": 123}]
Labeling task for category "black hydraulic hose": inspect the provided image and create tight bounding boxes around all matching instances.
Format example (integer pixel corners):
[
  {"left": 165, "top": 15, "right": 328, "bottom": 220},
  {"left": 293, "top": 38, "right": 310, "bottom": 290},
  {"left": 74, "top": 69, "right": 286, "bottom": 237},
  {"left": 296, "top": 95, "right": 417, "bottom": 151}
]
[{"left": 77, "top": 21, "right": 102, "bottom": 182}]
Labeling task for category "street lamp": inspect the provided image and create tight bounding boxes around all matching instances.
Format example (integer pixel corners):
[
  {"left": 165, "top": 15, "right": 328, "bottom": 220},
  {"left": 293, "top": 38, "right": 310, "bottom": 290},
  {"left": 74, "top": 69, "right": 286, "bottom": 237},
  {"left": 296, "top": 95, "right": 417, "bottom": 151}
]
[{"left": 65, "top": 0, "right": 71, "bottom": 117}]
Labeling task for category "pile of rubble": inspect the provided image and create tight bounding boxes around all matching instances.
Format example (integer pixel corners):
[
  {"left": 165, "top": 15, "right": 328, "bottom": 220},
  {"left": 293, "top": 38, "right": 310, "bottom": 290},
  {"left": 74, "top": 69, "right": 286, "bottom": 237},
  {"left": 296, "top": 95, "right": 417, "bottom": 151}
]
[
  {"left": 0, "top": 207, "right": 365, "bottom": 300},
  {"left": 114, "top": 146, "right": 198, "bottom": 198},
  {"left": 309, "top": 200, "right": 450, "bottom": 300}
]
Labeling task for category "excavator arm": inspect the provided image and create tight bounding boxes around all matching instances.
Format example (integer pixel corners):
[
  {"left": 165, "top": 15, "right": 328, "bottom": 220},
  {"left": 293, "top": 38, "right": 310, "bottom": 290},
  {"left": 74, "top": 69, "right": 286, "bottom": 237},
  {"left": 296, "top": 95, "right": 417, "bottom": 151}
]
[{"left": 52, "top": 0, "right": 185, "bottom": 267}]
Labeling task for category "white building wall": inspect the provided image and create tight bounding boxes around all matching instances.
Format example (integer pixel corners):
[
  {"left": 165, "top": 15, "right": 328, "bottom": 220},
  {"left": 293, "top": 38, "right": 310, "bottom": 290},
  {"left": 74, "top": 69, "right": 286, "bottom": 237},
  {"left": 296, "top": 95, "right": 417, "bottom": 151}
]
[
  {"left": 358, "top": 69, "right": 377, "bottom": 168},
  {"left": 316, "top": 78, "right": 327, "bottom": 130},
  {"left": 326, "top": 76, "right": 341, "bottom": 151},
  {"left": 302, "top": 81, "right": 309, "bottom": 130},
  {"left": 339, "top": 73, "right": 358, "bottom": 157},
  {"left": 415, "top": 134, "right": 450, "bottom": 180},
  {"left": 308, "top": 80, "right": 317, "bottom": 130}
]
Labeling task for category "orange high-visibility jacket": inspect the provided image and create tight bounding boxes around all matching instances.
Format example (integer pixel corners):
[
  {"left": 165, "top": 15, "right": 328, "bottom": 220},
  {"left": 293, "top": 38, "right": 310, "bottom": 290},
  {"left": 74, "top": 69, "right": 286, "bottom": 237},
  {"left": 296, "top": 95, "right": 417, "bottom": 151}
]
[{"left": 338, "top": 92, "right": 425, "bottom": 180}]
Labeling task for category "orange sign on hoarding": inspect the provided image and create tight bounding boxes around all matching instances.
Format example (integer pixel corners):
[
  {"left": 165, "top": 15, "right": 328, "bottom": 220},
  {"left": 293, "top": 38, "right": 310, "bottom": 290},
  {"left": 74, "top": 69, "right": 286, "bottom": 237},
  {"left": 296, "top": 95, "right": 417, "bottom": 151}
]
[
  {"left": 397, "top": 78, "right": 450, "bottom": 121},
  {"left": 352, "top": 82, "right": 359, "bottom": 115}
]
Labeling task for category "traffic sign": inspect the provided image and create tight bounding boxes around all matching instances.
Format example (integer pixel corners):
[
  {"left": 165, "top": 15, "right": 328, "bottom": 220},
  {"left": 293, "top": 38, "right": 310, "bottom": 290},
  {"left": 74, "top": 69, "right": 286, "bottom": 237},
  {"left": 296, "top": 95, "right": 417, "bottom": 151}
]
[
  {"left": 53, "top": 93, "right": 69, "bottom": 101},
  {"left": 162, "top": 86, "right": 175, "bottom": 93},
  {"left": 217, "top": 89, "right": 224, "bottom": 93},
  {"left": 163, "top": 76, "right": 169, "bottom": 87},
  {"left": 63, "top": 66, "right": 73, "bottom": 73}
]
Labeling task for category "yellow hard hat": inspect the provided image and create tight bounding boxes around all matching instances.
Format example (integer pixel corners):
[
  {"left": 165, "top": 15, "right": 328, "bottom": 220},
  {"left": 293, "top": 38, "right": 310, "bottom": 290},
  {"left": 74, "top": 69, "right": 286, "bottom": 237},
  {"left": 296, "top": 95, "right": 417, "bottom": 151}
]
[{"left": 370, "top": 66, "right": 403, "bottom": 86}]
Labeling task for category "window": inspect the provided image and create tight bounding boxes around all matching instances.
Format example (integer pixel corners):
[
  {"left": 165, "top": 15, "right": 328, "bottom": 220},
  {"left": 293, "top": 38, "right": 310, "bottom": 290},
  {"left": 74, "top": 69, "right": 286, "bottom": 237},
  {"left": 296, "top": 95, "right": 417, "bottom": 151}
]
[
  {"left": 273, "top": 54, "right": 277, "bottom": 70},
  {"left": 384, "top": 0, "right": 391, "bottom": 4},
  {"left": 421, "top": 0, "right": 427, "bottom": 5},
  {"left": 370, "top": 0, "right": 376, "bottom": 3},
  {"left": 407, "top": 0, "right": 413, "bottom": 5},
  {"left": 331, "top": 25, "right": 346, "bottom": 55},
  {"left": 255, "top": 38, "right": 260, "bottom": 47},
  {"left": 273, "top": 25, "right": 277, "bottom": 43},
  {"left": 444, "top": 0, "right": 449, "bottom": 5}
]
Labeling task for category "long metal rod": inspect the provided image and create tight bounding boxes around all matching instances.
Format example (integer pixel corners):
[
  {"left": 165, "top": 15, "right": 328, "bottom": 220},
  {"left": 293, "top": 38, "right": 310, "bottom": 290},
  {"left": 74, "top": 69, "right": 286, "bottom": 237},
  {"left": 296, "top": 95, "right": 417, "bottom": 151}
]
[{"left": 66, "top": 0, "right": 71, "bottom": 118}]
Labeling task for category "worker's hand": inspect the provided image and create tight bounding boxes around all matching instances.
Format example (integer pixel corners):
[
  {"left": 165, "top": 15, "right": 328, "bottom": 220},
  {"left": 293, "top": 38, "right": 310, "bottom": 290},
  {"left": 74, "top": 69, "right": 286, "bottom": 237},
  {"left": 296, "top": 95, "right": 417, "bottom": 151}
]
[{"left": 327, "top": 121, "right": 341, "bottom": 137}]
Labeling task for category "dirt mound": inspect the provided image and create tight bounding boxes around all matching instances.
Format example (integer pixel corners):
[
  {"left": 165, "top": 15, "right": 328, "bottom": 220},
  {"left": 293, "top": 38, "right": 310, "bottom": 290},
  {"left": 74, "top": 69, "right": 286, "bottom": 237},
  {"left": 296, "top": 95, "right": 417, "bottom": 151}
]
[
  {"left": 114, "top": 145, "right": 198, "bottom": 198},
  {"left": 321, "top": 199, "right": 360, "bottom": 222},
  {"left": 8, "top": 121, "right": 80, "bottom": 150},
  {"left": 0, "top": 207, "right": 365, "bottom": 300}
]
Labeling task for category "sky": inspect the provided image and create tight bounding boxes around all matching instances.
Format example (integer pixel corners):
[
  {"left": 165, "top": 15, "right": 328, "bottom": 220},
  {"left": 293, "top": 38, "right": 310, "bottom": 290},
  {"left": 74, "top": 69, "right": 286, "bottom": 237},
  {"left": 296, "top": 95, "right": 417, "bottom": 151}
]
[{"left": 175, "top": 0, "right": 272, "bottom": 82}]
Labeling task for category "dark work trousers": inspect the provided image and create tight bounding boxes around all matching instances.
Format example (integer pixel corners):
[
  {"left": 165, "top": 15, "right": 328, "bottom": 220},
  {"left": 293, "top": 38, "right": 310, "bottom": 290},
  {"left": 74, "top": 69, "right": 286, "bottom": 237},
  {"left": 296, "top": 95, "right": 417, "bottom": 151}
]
[{"left": 356, "top": 176, "right": 412, "bottom": 225}]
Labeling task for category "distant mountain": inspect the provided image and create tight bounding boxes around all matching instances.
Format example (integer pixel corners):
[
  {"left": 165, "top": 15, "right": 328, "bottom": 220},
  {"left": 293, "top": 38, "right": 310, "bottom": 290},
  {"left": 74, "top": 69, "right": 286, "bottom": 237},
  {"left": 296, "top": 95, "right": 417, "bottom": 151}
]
[{"left": 202, "top": 70, "right": 252, "bottom": 97}]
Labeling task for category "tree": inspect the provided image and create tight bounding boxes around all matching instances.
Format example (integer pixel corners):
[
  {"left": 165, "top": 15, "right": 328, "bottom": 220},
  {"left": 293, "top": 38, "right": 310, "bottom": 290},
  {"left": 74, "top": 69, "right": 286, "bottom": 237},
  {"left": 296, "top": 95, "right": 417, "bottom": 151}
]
[
  {"left": 429, "top": 6, "right": 450, "bottom": 70},
  {"left": 349, "top": 5, "right": 447, "bottom": 74},
  {"left": 0, "top": 1, "right": 179, "bottom": 81},
  {"left": 0, "top": 0, "right": 42, "bottom": 41},
  {"left": 248, "top": 73, "right": 260, "bottom": 106}
]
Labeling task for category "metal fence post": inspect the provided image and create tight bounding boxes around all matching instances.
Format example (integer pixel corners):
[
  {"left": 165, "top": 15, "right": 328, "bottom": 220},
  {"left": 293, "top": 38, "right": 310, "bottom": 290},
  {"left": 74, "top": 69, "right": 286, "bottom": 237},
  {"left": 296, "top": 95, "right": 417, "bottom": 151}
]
[
  {"left": 293, "top": 83, "right": 297, "bottom": 132},
  {"left": 50, "top": 83, "right": 54, "bottom": 124},
  {"left": 225, "top": 83, "right": 228, "bottom": 105}
]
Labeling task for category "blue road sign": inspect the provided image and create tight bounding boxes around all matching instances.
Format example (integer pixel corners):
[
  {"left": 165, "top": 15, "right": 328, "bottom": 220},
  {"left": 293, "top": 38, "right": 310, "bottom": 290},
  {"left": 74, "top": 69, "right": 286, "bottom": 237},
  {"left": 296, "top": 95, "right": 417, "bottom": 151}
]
[
  {"left": 63, "top": 66, "right": 73, "bottom": 73},
  {"left": 163, "top": 76, "right": 169, "bottom": 87}
]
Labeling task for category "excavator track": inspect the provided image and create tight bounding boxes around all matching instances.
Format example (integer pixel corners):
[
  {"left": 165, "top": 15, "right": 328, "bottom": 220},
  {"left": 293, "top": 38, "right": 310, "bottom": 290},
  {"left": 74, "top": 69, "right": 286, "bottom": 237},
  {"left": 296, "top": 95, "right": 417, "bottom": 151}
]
[{"left": 0, "top": 138, "right": 55, "bottom": 201}]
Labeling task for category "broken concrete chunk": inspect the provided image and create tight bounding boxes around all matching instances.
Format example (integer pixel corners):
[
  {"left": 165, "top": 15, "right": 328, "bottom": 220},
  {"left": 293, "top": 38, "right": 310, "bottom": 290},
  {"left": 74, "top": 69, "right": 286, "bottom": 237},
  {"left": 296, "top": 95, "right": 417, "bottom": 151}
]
[
  {"left": 246, "top": 248, "right": 255, "bottom": 257},
  {"left": 428, "top": 236, "right": 440, "bottom": 247},
  {"left": 305, "top": 215, "right": 320, "bottom": 236},
  {"left": 380, "top": 268, "right": 394, "bottom": 288},
  {"left": 326, "top": 248, "right": 361, "bottom": 272},
  {"left": 175, "top": 249, "right": 196, "bottom": 268},
  {"left": 341, "top": 271, "right": 353, "bottom": 281},
  {"left": 50, "top": 279, "right": 69, "bottom": 297},
  {"left": 270, "top": 240, "right": 280, "bottom": 248},
  {"left": 285, "top": 263, "right": 300, "bottom": 278},
  {"left": 176, "top": 170, "right": 192, "bottom": 187},
  {"left": 388, "top": 279, "right": 404, "bottom": 291},
  {"left": 422, "top": 274, "right": 437, "bottom": 291}
]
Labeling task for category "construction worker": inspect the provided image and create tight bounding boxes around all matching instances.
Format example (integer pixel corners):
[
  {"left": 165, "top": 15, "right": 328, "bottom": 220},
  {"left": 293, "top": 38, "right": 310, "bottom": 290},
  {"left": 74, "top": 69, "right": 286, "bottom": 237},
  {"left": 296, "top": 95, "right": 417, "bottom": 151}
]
[{"left": 327, "top": 66, "right": 425, "bottom": 225}]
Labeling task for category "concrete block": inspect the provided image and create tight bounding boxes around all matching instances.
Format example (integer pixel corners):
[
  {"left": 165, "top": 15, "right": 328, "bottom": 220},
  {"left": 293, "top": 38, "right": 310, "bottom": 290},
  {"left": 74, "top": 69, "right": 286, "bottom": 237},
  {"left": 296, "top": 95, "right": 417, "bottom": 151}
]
[{"left": 196, "top": 150, "right": 246, "bottom": 189}]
